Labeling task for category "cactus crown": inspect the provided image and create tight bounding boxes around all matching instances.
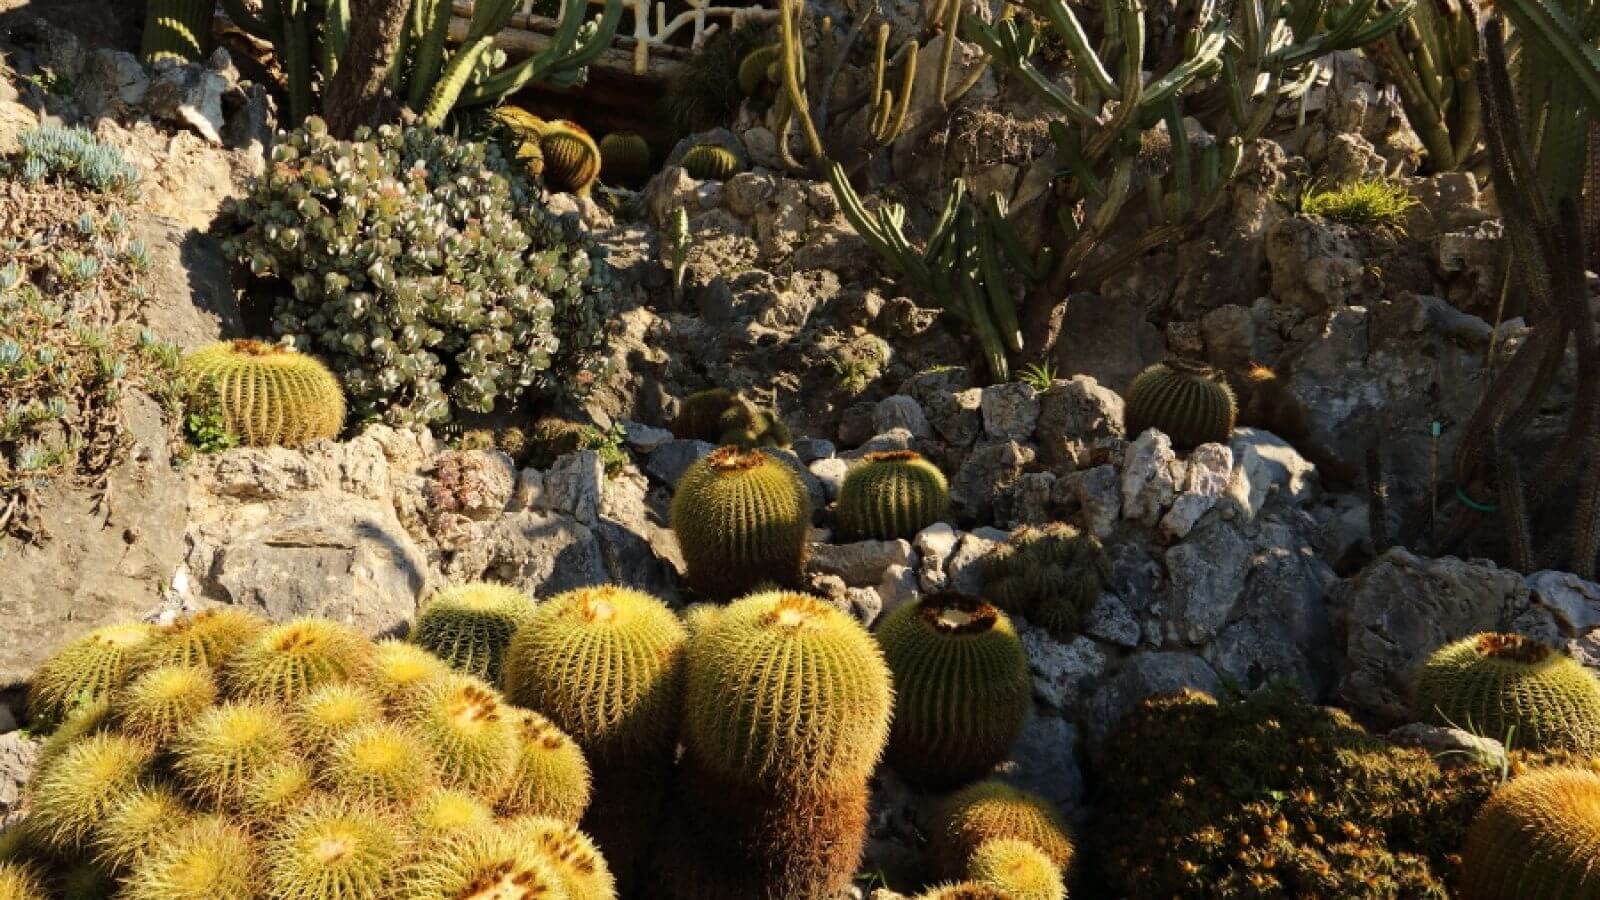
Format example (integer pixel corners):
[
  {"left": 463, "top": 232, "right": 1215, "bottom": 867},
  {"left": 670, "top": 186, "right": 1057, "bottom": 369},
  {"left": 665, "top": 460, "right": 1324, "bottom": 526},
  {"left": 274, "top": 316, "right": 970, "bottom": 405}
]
[
  {"left": 1475, "top": 632, "right": 1551, "bottom": 663},
  {"left": 671, "top": 447, "right": 812, "bottom": 599},
  {"left": 917, "top": 591, "right": 1002, "bottom": 636}
]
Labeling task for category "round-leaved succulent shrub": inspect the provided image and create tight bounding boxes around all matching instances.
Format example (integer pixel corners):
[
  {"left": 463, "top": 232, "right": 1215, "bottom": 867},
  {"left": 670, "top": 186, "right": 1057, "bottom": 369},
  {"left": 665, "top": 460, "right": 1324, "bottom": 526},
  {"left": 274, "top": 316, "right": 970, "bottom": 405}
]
[{"left": 224, "top": 117, "right": 615, "bottom": 428}]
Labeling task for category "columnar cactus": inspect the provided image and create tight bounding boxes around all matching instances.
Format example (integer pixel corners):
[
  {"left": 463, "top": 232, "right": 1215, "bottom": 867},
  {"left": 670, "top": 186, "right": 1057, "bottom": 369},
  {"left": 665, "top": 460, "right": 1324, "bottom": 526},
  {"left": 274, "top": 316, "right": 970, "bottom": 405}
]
[
  {"left": 139, "top": 0, "right": 215, "bottom": 64},
  {"left": 598, "top": 132, "right": 651, "bottom": 179},
  {"left": 27, "top": 623, "right": 157, "bottom": 727},
  {"left": 836, "top": 450, "right": 950, "bottom": 541},
  {"left": 875, "top": 592, "right": 1029, "bottom": 787},
  {"left": 1462, "top": 767, "right": 1600, "bottom": 900},
  {"left": 1413, "top": 633, "right": 1600, "bottom": 752},
  {"left": 930, "top": 781, "right": 1075, "bottom": 879},
  {"left": 541, "top": 121, "right": 603, "bottom": 196},
  {"left": 670, "top": 447, "right": 812, "bottom": 600},
  {"left": 409, "top": 582, "right": 536, "bottom": 684},
  {"left": 1123, "top": 359, "right": 1238, "bottom": 451},
  {"left": 681, "top": 144, "right": 743, "bottom": 181},
  {"left": 181, "top": 340, "right": 345, "bottom": 448}
]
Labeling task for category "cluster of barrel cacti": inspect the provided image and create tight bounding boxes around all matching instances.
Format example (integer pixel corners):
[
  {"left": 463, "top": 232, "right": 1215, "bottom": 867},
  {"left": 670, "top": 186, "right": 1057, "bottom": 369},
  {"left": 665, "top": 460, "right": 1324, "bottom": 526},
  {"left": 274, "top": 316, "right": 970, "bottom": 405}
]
[
  {"left": 180, "top": 340, "right": 346, "bottom": 448},
  {"left": 4, "top": 607, "right": 613, "bottom": 899},
  {"left": 979, "top": 523, "right": 1109, "bottom": 639},
  {"left": 913, "top": 781, "right": 1073, "bottom": 899}
]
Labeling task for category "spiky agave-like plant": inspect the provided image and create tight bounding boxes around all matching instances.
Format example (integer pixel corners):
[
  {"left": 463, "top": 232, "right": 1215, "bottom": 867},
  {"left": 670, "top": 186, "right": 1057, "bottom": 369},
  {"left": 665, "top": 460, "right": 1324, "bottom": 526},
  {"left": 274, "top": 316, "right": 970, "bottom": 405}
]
[
  {"left": 171, "top": 701, "right": 296, "bottom": 809},
  {"left": 1122, "top": 359, "right": 1238, "bottom": 452},
  {"left": 1462, "top": 767, "right": 1600, "bottom": 900},
  {"left": 506, "top": 815, "right": 618, "bottom": 900},
  {"left": 966, "top": 838, "right": 1065, "bottom": 900},
  {"left": 120, "top": 816, "right": 259, "bottom": 900},
  {"left": 597, "top": 132, "right": 650, "bottom": 180},
  {"left": 499, "top": 708, "right": 593, "bottom": 825},
  {"left": 323, "top": 722, "right": 441, "bottom": 806},
  {"left": 263, "top": 797, "right": 403, "bottom": 900},
  {"left": 397, "top": 824, "right": 567, "bottom": 899},
  {"left": 670, "top": 447, "right": 811, "bottom": 600},
  {"left": 409, "top": 582, "right": 536, "bottom": 684},
  {"left": 394, "top": 674, "right": 518, "bottom": 799},
  {"left": 26, "top": 623, "right": 157, "bottom": 727},
  {"left": 223, "top": 618, "right": 372, "bottom": 706},
  {"left": 365, "top": 639, "right": 452, "bottom": 708},
  {"left": 929, "top": 781, "right": 1074, "bottom": 878},
  {"left": 540, "top": 121, "right": 602, "bottom": 196},
  {"left": 680, "top": 144, "right": 742, "bottom": 181},
  {"left": 836, "top": 450, "right": 950, "bottom": 541},
  {"left": 111, "top": 665, "right": 218, "bottom": 746},
  {"left": 291, "top": 682, "right": 385, "bottom": 758},
  {"left": 181, "top": 340, "right": 346, "bottom": 448},
  {"left": 1414, "top": 634, "right": 1600, "bottom": 753},
  {"left": 94, "top": 784, "right": 196, "bottom": 873},
  {"left": 25, "top": 733, "right": 154, "bottom": 851},
  {"left": 135, "top": 608, "right": 265, "bottom": 673},
  {"left": 875, "top": 592, "right": 1029, "bottom": 788}
]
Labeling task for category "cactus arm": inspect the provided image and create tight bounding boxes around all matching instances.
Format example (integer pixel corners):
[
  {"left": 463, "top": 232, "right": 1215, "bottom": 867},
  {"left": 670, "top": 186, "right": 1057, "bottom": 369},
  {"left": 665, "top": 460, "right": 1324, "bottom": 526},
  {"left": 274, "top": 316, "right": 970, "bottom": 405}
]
[
  {"left": 1136, "top": 24, "right": 1227, "bottom": 112},
  {"left": 419, "top": 37, "right": 493, "bottom": 127},
  {"left": 456, "top": 0, "right": 623, "bottom": 104},
  {"left": 984, "top": 193, "right": 1042, "bottom": 281},
  {"left": 1031, "top": 0, "right": 1117, "bottom": 97},
  {"left": 962, "top": 15, "right": 1100, "bottom": 125},
  {"left": 407, "top": 0, "right": 455, "bottom": 109},
  {"left": 1164, "top": 100, "right": 1193, "bottom": 219},
  {"left": 978, "top": 209, "right": 1024, "bottom": 353},
  {"left": 872, "top": 40, "right": 917, "bottom": 145},
  {"left": 323, "top": 0, "right": 351, "bottom": 79},
  {"left": 936, "top": 0, "right": 960, "bottom": 105}
]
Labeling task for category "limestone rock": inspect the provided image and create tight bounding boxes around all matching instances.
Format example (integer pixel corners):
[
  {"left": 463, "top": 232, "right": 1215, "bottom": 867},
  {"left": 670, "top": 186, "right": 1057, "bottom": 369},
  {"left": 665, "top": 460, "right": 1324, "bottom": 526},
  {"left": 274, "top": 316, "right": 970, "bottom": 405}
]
[
  {"left": 807, "top": 539, "right": 915, "bottom": 587},
  {"left": 1121, "top": 430, "right": 1184, "bottom": 526},
  {"left": 980, "top": 382, "right": 1040, "bottom": 442}
]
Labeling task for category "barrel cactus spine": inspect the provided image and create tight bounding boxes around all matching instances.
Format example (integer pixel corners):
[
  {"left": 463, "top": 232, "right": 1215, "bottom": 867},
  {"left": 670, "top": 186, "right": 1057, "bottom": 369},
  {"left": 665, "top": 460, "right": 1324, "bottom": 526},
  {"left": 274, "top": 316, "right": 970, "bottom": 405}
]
[
  {"left": 499, "top": 708, "right": 593, "bottom": 825},
  {"left": 681, "top": 144, "right": 743, "bottom": 181},
  {"left": 1122, "top": 358, "right": 1238, "bottom": 451},
  {"left": 540, "top": 121, "right": 602, "bottom": 196},
  {"left": 598, "top": 132, "right": 651, "bottom": 179},
  {"left": 112, "top": 665, "right": 218, "bottom": 746},
  {"left": 136, "top": 608, "right": 266, "bottom": 673},
  {"left": 506, "top": 816, "right": 618, "bottom": 900},
  {"left": 836, "top": 450, "right": 950, "bottom": 541},
  {"left": 397, "top": 824, "right": 566, "bottom": 899},
  {"left": 121, "top": 816, "right": 259, "bottom": 900},
  {"left": 25, "top": 732, "right": 155, "bottom": 851},
  {"left": 222, "top": 618, "right": 372, "bottom": 706},
  {"left": 930, "top": 781, "right": 1075, "bottom": 879},
  {"left": 966, "top": 838, "right": 1065, "bottom": 900},
  {"left": 323, "top": 722, "right": 441, "bottom": 806},
  {"left": 95, "top": 785, "right": 195, "bottom": 873},
  {"left": 26, "top": 623, "right": 157, "bottom": 727},
  {"left": 263, "top": 797, "right": 403, "bottom": 900},
  {"left": 395, "top": 674, "right": 518, "bottom": 799},
  {"left": 140, "top": 0, "right": 216, "bottom": 64},
  {"left": 171, "top": 701, "right": 296, "bottom": 809},
  {"left": 290, "top": 682, "right": 385, "bottom": 758},
  {"left": 181, "top": 340, "right": 346, "bottom": 448},
  {"left": 1413, "top": 633, "right": 1600, "bottom": 752},
  {"left": 1462, "top": 766, "right": 1600, "bottom": 900},
  {"left": 670, "top": 447, "right": 812, "bottom": 600},
  {"left": 409, "top": 581, "right": 536, "bottom": 684},
  {"left": 365, "top": 639, "right": 451, "bottom": 708}
]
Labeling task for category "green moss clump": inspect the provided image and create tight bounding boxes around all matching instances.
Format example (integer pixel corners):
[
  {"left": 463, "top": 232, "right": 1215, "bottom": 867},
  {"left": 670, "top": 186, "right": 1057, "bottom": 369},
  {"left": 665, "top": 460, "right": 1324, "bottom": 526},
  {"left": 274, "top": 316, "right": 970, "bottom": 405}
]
[{"left": 1413, "top": 633, "right": 1600, "bottom": 753}]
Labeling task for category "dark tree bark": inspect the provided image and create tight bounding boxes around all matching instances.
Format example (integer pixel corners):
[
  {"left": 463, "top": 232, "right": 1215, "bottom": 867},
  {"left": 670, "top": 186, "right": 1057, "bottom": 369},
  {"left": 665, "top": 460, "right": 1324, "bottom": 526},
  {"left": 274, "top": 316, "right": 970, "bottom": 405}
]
[{"left": 322, "top": 0, "right": 410, "bottom": 138}]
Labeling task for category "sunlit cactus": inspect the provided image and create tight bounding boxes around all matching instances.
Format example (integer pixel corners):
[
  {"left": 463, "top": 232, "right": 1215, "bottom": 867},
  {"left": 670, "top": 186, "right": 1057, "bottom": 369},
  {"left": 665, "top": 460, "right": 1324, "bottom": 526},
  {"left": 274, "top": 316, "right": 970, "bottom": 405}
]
[
  {"left": 223, "top": 618, "right": 372, "bottom": 706},
  {"left": 929, "top": 781, "right": 1074, "bottom": 879},
  {"left": 394, "top": 674, "right": 518, "bottom": 799},
  {"left": 499, "top": 708, "right": 593, "bottom": 825},
  {"left": 136, "top": 608, "right": 265, "bottom": 673},
  {"left": 262, "top": 797, "right": 403, "bottom": 900},
  {"left": 181, "top": 340, "right": 346, "bottom": 448},
  {"left": 365, "top": 640, "right": 452, "bottom": 708},
  {"left": 25, "top": 733, "right": 154, "bottom": 851},
  {"left": 681, "top": 144, "right": 742, "bottom": 181},
  {"left": 541, "top": 121, "right": 602, "bottom": 196},
  {"left": 507, "top": 815, "right": 618, "bottom": 900},
  {"left": 290, "top": 682, "right": 385, "bottom": 758},
  {"left": 409, "top": 582, "right": 536, "bottom": 684},
  {"left": 120, "top": 816, "right": 259, "bottom": 900},
  {"left": 411, "top": 789, "right": 494, "bottom": 837},
  {"left": 112, "top": 665, "right": 217, "bottom": 746},
  {"left": 171, "top": 701, "right": 296, "bottom": 810},
  {"left": 1414, "top": 633, "right": 1600, "bottom": 753},
  {"left": 836, "top": 450, "right": 949, "bottom": 541},
  {"left": 27, "top": 623, "right": 157, "bottom": 727},
  {"left": 1462, "top": 766, "right": 1600, "bottom": 900},
  {"left": 670, "top": 447, "right": 811, "bottom": 600},
  {"left": 324, "top": 722, "right": 441, "bottom": 806},
  {"left": 94, "top": 784, "right": 195, "bottom": 873}
]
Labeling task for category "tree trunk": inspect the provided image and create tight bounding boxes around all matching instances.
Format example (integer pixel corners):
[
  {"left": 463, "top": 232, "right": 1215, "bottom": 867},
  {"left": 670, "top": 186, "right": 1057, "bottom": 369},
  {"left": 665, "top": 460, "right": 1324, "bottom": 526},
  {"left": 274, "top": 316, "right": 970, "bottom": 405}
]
[{"left": 322, "top": 0, "right": 410, "bottom": 138}]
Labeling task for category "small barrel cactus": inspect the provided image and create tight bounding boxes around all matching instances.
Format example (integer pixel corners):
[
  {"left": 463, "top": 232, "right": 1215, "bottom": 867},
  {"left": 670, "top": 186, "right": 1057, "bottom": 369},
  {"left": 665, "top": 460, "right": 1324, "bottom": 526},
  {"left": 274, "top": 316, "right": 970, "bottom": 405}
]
[
  {"left": 408, "top": 582, "right": 536, "bottom": 684},
  {"left": 136, "top": 607, "right": 265, "bottom": 672},
  {"left": 25, "top": 732, "right": 154, "bottom": 850},
  {"left": 290, "top": 682, "right": 383, "bottom": 755},
  {"left": 875, "top": 592, "right": 1030, "bottom": 788},
  {"left": 139, "top": 0, "right": 215, "bottom": 64},
  {"left": 671, "top": 447, "right": 812, "bottom": 600},
  {"left": 1413, "top": 633, "right": 1600, "bottom": 752},
  {"left": 27, "top": 623, "right": 157, "bottom": 727},
  {"left": 365, "top": 639, "right": 452, "bottom": 707},
  {"left": 507, "top": 815, "right": 619, "bottom": 900},
  {"left": 263, "top": 797, "right": 403, "bottom": 898},
  {"left": 738, "top": 44, "right": 781, "bottom": 95},
  {"left": 395, "top": 674, "right": 518, "bottom": 799},
  {"left": 112, "top": 664, "right": 218, "bottom": 745},
  {"left": 681, "top": 143, "right": 743, "bottom": 181},
  {"left": 675, "top": 388, "right": 739, "bottom": 441},
  {"left": 499, "top": 708, "right": 593, "bottom": 825},
  {"left": 398, "top": 824, "right": 565, "bottom": 898},
  {"left": 979, "top": 523, "right": 1108, "bottom": 640},
  {"left": 222, "top": 618, "right": 372, "bottom": 706},
  {"left": 122, "top": 817, "right": 258, "bottom": 900},
  {"left": 96, "top": 784, "right": 194, "bottom": 872},
  {"left": 171, "top": 701, "right": 296, "bottom": 808},
  {"left": 323, "top": 721, "right": 441, "bottom": 805},
  {"left": 541, "top": 121, "right": 602, "bottom": 196},
  {"left": 930, "top": 781, "right": 1075, "bottom": 879},
  {"left": 1123, "top": 358, "right": 1238, "bottom": 451},
  {"left": 0, "top": 863, "right": 46, "bottom": 900},
  {"left": 181, "top": 340, "right": 346, "bottom": 448},
  {"left": 1462, "top": 767, "right": 1600, "bottom": 900},
  {"left": 836, "top": 450, "right": 950, "bottom": 541},
  {"left": 966, "top": 838, "right": 1065, "bottom": 900},
  {"left": 598, "top": 132, "right": 651, "bottom": 180}
]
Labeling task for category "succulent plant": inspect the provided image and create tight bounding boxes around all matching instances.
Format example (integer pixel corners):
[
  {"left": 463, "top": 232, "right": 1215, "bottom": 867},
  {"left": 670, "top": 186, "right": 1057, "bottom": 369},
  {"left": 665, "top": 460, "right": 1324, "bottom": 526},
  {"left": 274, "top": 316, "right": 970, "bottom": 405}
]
[
  {"left": 499, "top": 708, "right": 593, "bottom": 825},
  {"left": 26, "top": 732, "right": 154, "bottom": 851},
  {"left": 506, "top": 816, "right": 618, "bottom": 900},
  {"left": 222, "top": 618, "right": 371, "bottom": 706},
  {"left": 875, "top": 592, "right": 1029, "bottom": 787},
  {"left": 226, "top": 121, "right": 616, "bottom": 427},
  {"left": 27, "top": 623, "right": 157, "bottom": 727},
  {"left": 9, "top": 126, "right": 141, "bottom": 195},
  {"left": 181, "top": 340, "right": 346, "bottom": 447},
  {"left": 409, "top": 582, "right": 537, "bottom": 684},
  {"left": 263, "top": 797, "right": 402, "bottom": 900},
  {"left": 135, "top": 608, "right": 265, "bottom": 673},
  {"left": 978, "top": 523, "right": 1108, "bottom": 640},
  {"left": 397, "top": 824, "right": 565, "bottom": 899},
  {"left": 395, "top": 674, "right": 518, "bottom": 799},
  {"left": 541, "top": 121, "right": 603, "bottom": 196},
  {"left": 674, "top": 388, "right": 738, "bottom": 441},
  {"left": 139, "top": 0, "right": 215, "bottom": 64},
  {"left": 412, "top": 788, "right": 495, "bottom": 837},
  {"left": 32, "top": 699, "right": 113, "bottom": 776},
  {"left": 930, "top": 782, "right": 1074, "bottom": 879},
  {"left": 716, "top": 397, "right": 792, "bottom": 448},
  {"left": 172, "top": 701, "right": 296, "bottom": 809},
  {"left": 670, "top": 447, "right": 812, "bottom": 600},
  {"left": 836, "top": 450, "right": 950, "bottom": 541},
  {"left": 365, "top": 639, "right": 452, "bottom": 708},
  {"left": 291, "top": 682, "right": 385, "bottom": 757},
  {"left": 1462, "top": 767, "right": 1600, "bottom": 900},
  {"left": 0, "top": 862, "right": 46, "bottom": 900},
  {"left": 598, "top": 132, "right": 651, "bottom": 180},
  {"left": 112, "top": 665, "right": 218, "bottom": 746},
  {"left": 681, "top": 144, "right": 742, "bottom": 181},
  {"left": 95, "top": 785, "right": 195, "bottom": 873},
  {"left": 240, "top": 759, "right": 317, "bottom": 820},
  {"left": 966, "top": 838, "right": 1065, "bottom": 900},
  {"left": 1123, "top": 359, "right": 1238, "bottom": 451},
  {"left": 121, "top": 816, "right": 258, "bottom": 900},
  {"left": 1414, "top": 633, "right": 1600, "bottom": 752},
  {"left": 324, "top": 722, "right": 441, "bottom": 806}
]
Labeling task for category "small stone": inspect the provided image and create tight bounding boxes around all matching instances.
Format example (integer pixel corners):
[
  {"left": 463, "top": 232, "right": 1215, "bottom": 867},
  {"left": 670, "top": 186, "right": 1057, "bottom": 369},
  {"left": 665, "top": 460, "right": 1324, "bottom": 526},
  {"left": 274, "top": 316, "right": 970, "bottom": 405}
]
[
  {"left": 792, "top": 437, "right": 837, "bottom": 463},
  {"left": 645, "top": 439, "right": 714, "bottom": 487},
  {"left": 980, "top": 382, "right": 1041, "bottom": 441},
  {"left": 877, "top": 564, "right": 920, "bottom": 620},
  {"left": 1084, "top": 592, "right": 1140, "bottom": 648},
  {"left": 540, "top": 450, "right": 605, "bottom": 526},
  {"left": 1160, "top": 442, "right": 1235, "bottom": 539},
  {"left": 621, "top": 419, "right": 674, "bottom": 453},
  {"left": 1060, "top": 464, "right": 1121, "bottom": 538},
  {"left": 809, "top": 457, "right": 849, "bottom": 501},
  {"left": 946, "top": 528, "right": 1006, "bottom": 595},
  {"left": 846, "top": 587, "right": 883, "bottom": 627},
  {"left": 996, "top": 714, "right": 1084, "bottom": 814},
  {"left": 873, "top": 395, "right": 931, "bottom": 439},
  {"left": 1121, "top": 430, "right": 1184, "bottom": 525},
  {"left": 846, "top": 429, "right": 916, "bottom": 458},
  {"left": 807, "top": 539, "right": 915, "bottom": 587},
  {"left": 1387, "top": 723, "right": 1508, "bottom": 770}
]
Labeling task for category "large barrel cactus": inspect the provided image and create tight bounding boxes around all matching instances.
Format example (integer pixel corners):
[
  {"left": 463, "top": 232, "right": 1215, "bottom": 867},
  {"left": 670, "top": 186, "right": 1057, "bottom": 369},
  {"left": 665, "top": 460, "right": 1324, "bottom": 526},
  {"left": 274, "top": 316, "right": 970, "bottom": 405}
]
[
  {"left": 875, "top": 592, "right": 1030, "bottom": 787},
  {"left": 408, "top": 582, "right": 536, "bottom": 684},
  {"left": 836, "top": 450, "right": 950, "bottom": 541},
  {"left": 1123, "top": 358, "right": 1238, "bottom": 451},
  {"left": 27, "top": 623, "right": 158, "bottom": 727},
  {"left": 670, "top": 447, "right": 811, "bottom": 600},
  {"left": 1413, "top": 633, "right": 1600, "bottom": 752},
  {"left": 181, "top": 340, "right": 345, "bottom": 448},
  {"left": 1462, "top": 767, "right": 1600, "bottom": 900},
  {"left": 541, "top": 121, "right": 602, "bottom": 196}
]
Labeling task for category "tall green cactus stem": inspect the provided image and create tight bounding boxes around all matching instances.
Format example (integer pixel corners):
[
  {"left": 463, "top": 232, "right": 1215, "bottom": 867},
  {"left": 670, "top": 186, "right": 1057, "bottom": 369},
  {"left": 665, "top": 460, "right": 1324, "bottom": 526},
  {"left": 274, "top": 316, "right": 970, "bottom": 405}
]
[
  {"left": 1362, "top": 0, "right": 1479, "bottom": 172},
  {"left": 27, "top": 623, "right": 157, "bottom": 727},
  {"left": 409, "top": 582, "right": 536, "bottom": 684},
  {"left": 598, "top": 132, "right": 651, "bottom": 179},
  {"left": 1413, "top": 633, "right": 1600, "bottom": 752},
  {"left": 875, "top": 592, "right": 1030, "bottom": 788},
  {"left": 836, "top": 450, "right": 949, "bottom": 541},
  {"left": 1462, "top": 767, "right": 1600, "bottom": 900},
  {"left": 540, "top": 122, "right": 603, "bottom": 196},
  {"left": 682, "top": 144, "right": 743, "bottom": 181},
  {"left": 663, "top": 207, "right": 691, "bottom": 301},
  {"left": 671, "top": 447, "right": 812, "bottom": 600},
  {"left": 141, "top": 0, "right": 217, "bottom": 64},
  {"left": 1123, "top": 359, "right": 1239, "bottom": 451},
  {"left": 930, "top": 781, "right": 1075, "bottom": 879},
  {"left": 182, "top": 340, "right": 345, "bottom": 448}
]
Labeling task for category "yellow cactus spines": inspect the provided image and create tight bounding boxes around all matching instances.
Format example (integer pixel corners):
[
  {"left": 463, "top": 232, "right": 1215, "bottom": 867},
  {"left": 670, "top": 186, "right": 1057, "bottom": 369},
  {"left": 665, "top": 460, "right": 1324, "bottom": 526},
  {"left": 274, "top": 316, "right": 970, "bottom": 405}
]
[
  {"left": 411, "top": 789, "right": 494, "bottom": 837},
  {"left": 506, "top": 816, "right": 617, "bottom": 900},
  {"left": 25, "top": 732, "right": 154, "bottom": 851},
  {"left": 410, "top": 582, "right": 536, "bottom": 684},
  {"left": 836, "top": 450, "right": 950, "bottom": 541},
  {"left": 171, "top": 701, "right": 296, "bottom": 809},
  {"left": 0, "top": 862, "right": 46, "bottom": 900},
  {"left": 598, "top": 132, "right": 651, "bottom": 180},
  {"left": 1123, "top": 358, "right": 1238, "bottom": 452},
  {"left": 930, "top": 781, "right": 1074, "bottom": 878},
  {"left": 875, "top": 592, "right": 1029, "bottom": 788},
  {"left": 223, "top": 618, "right": 372, "bottom": 706},
  {"left": 365, "top": 639, "right": 451, "bottom": 708},
  {"left": 32, "top": 698, "right": 112, "bottom": 775},
  {"left": 670, "top": 447, "right": 812, "bottom": 600},
  {"left": 292, "top": 682, "right": 385, "bottom": 758},
  {"left": 113, "top": 665, "right": 218, "bottom": 746},
  {"left": 539, "top": 121, "right": 602, "bottom": 196},
  {"left": 680, "top": 144, "right": 742, "bottom": 181},
  {"left": 94, "top": 784, "right": 195, "bottom": 873},
  {"left": 499, "top": 709, "right": 592, "bottom": 824},
  {"left": 26, "top": 623, "right": 157, "bottom": 727},
  {"left": 396, "top": 825, "right": 566, "bottom": 900},
  {"left": 914, "top": 883, "right": 1010, "bottom": 900},
  {"left": 503, "top": 585, "right": 687, "bottom": 762},
  {"left": 121, "top": 816, "right": 259, "bottom": 900},
  {"left": 966, "top": 838, "right": 1065, "bottom": 900},
  {"left": 181, "top": 340, "right": 346, "bottom": 447},
  {"left": 396, "top": 674, "right": 518, "bottom": 799},
  {"left": 264, "top": 797, "right": 403, "bottom": 900},
  {"left": 240, "top": 759, "right": 318, "bottom": 820},
  {"left": 1414, "top": 633, "right": 1600, "bottom": 753},
  {"left": 1462, "top": 767, "right": 1600, "bottom": 900},
  {"left": 324, "top": 722, "right": 441, "bottom": 806},
  {"left": 683, "top": 591, "right": 892, "bottom": 787},
  {"left": 136, "top": 608, "right": 266, "bottom": 673}
]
